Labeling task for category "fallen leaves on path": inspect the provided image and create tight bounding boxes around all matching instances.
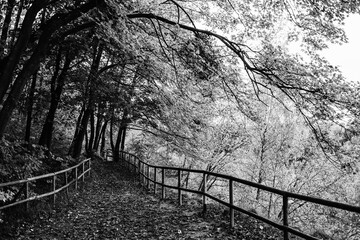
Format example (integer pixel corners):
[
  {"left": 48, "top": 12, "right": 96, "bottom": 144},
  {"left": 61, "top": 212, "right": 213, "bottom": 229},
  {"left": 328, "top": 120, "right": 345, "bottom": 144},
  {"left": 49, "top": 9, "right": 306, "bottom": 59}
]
[{"left": 6, "top": 159, "right": 281, "bottom": 239}]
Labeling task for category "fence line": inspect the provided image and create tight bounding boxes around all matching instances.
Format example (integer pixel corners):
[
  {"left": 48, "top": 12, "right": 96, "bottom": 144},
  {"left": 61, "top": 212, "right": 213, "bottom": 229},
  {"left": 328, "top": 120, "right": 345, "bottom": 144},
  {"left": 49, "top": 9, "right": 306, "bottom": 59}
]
[
  {"left": 0, "top": 158, "right": 91, "bottom": 211},
  {"left": 115, "top": 151, "right": 360, "bottom": 240}
]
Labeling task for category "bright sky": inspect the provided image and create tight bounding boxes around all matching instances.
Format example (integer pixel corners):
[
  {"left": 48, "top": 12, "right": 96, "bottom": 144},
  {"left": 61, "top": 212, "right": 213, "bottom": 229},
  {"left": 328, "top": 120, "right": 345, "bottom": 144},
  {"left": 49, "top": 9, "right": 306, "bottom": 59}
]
[{"left": 321, "top": 14, "right": 360, "bottom": 83}]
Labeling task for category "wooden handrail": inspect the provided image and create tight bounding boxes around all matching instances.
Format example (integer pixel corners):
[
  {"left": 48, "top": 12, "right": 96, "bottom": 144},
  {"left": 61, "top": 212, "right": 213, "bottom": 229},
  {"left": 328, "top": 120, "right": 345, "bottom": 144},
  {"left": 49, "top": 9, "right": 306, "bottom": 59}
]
[
  {"left": 0, "top": 158, "right": 91, "bottom": 210},
  {"left": 118, "top": 150, "right": 360, "bottom": 240}
]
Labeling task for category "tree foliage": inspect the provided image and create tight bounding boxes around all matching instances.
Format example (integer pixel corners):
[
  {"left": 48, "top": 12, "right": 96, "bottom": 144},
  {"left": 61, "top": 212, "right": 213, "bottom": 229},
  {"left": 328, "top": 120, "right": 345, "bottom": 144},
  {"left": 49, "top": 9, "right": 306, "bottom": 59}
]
[{"left": 1, "top": 1, "right": 360, "bottom": 238}]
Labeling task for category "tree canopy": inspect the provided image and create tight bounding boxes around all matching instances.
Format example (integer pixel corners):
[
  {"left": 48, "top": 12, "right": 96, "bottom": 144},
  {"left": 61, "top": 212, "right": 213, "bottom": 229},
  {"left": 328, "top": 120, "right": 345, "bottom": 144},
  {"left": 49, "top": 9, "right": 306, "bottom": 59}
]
[
  {"left": 1, "top": 1, "right": 360, "bottom": 238},
  {"left": 0, "top": 0, "right": 358, "bottom": 159},
  {"left": 0, "top": 0, "right": 358, "bottom": 162}
]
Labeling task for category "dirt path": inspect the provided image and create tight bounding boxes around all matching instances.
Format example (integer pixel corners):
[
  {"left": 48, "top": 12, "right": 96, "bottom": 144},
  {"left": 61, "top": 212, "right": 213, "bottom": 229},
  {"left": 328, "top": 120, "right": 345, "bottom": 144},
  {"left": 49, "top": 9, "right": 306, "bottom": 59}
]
[{"left": 11, "top": 159, "right": 279, "bottom": 239}]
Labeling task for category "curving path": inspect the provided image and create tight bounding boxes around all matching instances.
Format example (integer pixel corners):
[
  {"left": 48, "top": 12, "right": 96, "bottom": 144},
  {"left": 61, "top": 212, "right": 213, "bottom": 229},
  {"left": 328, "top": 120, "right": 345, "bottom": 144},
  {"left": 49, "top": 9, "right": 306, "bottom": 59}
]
[{"left": 12, "top": 158, "right": 279, "bottom": 240}]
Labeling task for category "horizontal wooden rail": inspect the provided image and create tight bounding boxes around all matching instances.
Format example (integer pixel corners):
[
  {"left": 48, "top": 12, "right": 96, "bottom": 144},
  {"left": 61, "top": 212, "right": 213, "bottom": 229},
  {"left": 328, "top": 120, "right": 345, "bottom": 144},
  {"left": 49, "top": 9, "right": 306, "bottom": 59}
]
[
  {"left": 0, "top": 158, "right": 91, "bottom": 211},
  {"left": 118, "top": 151, "right": 360, "bottom": 240}
]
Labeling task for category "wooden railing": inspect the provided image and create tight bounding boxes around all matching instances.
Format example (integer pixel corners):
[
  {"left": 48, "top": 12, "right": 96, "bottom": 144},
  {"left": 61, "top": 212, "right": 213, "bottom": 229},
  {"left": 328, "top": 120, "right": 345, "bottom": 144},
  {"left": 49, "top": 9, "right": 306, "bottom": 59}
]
[
  {"left": 0, "top": 158, "right": 91, "bottom": 211},
  {"left": 118, "top": 151, "right": 360, "bottom": 240}
]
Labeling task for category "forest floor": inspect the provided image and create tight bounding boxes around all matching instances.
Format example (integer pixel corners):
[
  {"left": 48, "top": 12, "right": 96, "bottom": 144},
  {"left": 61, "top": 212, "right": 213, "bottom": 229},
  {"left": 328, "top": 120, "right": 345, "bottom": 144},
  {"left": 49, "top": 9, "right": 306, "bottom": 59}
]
[{"left": 2, "top": 157, "right": 282, "bottom": 239}]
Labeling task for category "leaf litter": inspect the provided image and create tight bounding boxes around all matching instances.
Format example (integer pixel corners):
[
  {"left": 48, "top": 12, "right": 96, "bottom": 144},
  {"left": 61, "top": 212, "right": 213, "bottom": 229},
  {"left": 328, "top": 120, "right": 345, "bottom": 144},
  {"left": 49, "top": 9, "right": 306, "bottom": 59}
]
[{"left": 7, "top": 158, "right": 281, "bottom": 239}]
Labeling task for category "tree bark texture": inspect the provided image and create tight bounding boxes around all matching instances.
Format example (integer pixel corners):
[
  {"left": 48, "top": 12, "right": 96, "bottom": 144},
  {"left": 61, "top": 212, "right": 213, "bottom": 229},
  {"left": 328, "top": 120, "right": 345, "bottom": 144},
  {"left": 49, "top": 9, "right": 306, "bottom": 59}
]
[
  {"left": 71, "top": 40, "right": 103, "bottom": 158},
  {"left": 24, "top": 71, "right": 38, "bottom": 143},
  {"left": 9, "top": 0, "right": 24, "bottom": 49},
  {"left": 68, "top": 103, "right": 85, "bottom": 155},
  {"left": 38, "top": 50, "right": 73, "bottom": 149},
  {"left": 0, "top": 0, "right": 16, "bottom": 57},
  {"left": 0, "top": 0, "right": 44, "bottom": 103},
  {"left": 113, "top": 108, "right": 128, "bottom": 162},
  {"left": 0, "top": 0, "right": 105, "bottom": 139}
]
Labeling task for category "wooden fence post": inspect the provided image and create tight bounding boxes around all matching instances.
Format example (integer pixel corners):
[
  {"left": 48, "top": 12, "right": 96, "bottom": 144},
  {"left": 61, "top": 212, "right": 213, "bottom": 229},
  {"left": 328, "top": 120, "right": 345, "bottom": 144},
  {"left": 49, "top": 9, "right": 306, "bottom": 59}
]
[
  {"left": 202, "top": 172, "right": 207, "bottom": 212},
  {"left": 154, "top": 167, "right": 157, "bottom": 194},
  {"left": 178, "top": 169, "right": 182, "bottom": 205},
  {"left": 229, "top": 179, "right": 234, "bottom": 227},
  {"left": 162, "top": 168, "right": 165, "bottom": 199},
  {"left": 283, "top": 195, "right": 289, "bottom": 240}
]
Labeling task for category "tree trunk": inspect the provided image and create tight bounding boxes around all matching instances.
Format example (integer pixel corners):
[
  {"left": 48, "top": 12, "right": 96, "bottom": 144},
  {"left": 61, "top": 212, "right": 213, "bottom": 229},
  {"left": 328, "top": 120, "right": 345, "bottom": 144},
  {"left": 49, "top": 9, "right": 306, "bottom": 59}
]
[
  {"left": 0, "top": 0, "right": 105, "bottom": 138},
  {"left": 100, "top": 120, "right": 107, "bottom": 157},
  {"left": 87, "top": 110, "right": 95, "bottom": 155},
  {"left": 85, "top": 126, "right": 89, "bottom": 153},
  {"left": 113, "top": 125, "right": 123, "bottom": 162},
  {"left": 9, "top": 0, "right": 24, "bottom": 49},
  {"left": 120, "top": 124, "right": 127, "bottom": 151},
  {"left": 71, "top": 106, "right": 92, "bottom": 159},
  {"left": 0, "top": 0, "right": 16, "bottom": 57},
  {"left": 0, "top": 0, "right": 44, "bottom": 103},
  {"left": 256, "top": 127, "right": 268, "bottom": 201},
  {"left": 92, "top": 120, "right": 102, "bottom": 152},
  {"left": 0, "top": 26, "right": 53, "bottom": 138},
  {"left": 38, "top": 50, "right": 72, "bottom": 149},
  {"left": 92, "top": 102, "right": 104, "bottom": 151},
  {"left": 109, "top": 107, "right": 115, "bottom": 151},
  {"left": 267, "top": 175, "right": 276, "bottom": 219},
  {"left": 68, "top": 103, "right": 85, "bottom": 155},
  {"left": 93, "top": 119, "right": 105, "bottom": 152},
  {"left": 113, "top": 108, "right": 128, "bottom": 162},
  {"left": 24, "top": 71, "right": 38, "bottom": 143},
  {"left": 71, "top": 40, "right": 103, "bottom": 158}
]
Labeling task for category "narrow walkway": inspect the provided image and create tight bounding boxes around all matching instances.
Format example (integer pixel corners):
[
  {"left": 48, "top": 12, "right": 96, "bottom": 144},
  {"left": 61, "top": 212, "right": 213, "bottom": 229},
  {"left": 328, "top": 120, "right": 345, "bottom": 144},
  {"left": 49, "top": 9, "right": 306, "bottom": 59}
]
[{"left": 15, "top": 158, "right": 279, "bottom": 239}]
